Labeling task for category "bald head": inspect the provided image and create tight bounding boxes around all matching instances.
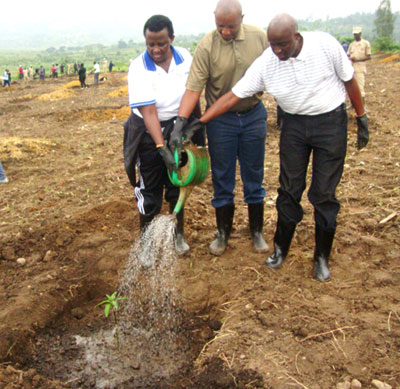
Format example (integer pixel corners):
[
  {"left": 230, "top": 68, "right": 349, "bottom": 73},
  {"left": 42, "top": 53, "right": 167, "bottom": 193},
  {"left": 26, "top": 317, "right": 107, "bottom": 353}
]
[
  {"left": 268, "top": 13, "right": 298, "bottom": 36},
  {"left": 215, "top": 0, "right": 242, "bottom": 17},
  {"left": 214, "top": 0, "right": 243, "bottom": 41},
  {"left": 267, "top": 14, "right": 302, "bottom": 61}
]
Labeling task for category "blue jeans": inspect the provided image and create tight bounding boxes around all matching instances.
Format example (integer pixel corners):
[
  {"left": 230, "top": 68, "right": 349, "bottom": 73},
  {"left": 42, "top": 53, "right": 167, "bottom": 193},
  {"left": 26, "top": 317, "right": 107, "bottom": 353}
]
[
  {"left": 0, "top": 161, "right": 7, "bottom": 181},
  {"left": 206, "top": 102, "right": 267, "bottom": 208}
]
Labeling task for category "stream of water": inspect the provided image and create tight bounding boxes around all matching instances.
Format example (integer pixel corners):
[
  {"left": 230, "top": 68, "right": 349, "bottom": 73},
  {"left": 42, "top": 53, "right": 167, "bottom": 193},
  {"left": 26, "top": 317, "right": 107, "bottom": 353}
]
[{"left": 73, "top": 215, "right": 190, "bottom": 388}]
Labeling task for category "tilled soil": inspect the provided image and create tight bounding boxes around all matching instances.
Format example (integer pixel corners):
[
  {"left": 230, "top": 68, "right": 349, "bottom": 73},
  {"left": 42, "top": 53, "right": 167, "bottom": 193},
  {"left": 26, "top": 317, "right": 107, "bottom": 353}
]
[{"left": 0, "top": 57, "right": 399, "bottom": 388}]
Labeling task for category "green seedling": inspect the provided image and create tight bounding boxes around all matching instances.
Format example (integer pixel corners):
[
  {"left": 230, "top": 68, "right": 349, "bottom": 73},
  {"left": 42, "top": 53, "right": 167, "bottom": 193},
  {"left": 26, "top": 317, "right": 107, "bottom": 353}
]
[{"left": 97, "top": 291, "right": 127, "bottom": 349}]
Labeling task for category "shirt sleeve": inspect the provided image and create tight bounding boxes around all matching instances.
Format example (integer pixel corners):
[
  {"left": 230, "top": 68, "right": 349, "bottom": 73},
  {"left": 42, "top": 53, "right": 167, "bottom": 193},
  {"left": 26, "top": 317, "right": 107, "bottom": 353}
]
[
  {"left": 185, "top": 43, "right": 210, "bottom": 92},
  {"left": 365, "top": 41, "right": 372, "bottom": 56},
  {"left": 232, "top": 52, "right": 266, "bottom": 98},
  {"left": 128, "top": 59, "right": 156, "bottom": 109},
  {"left": 327, "top": 34, "right": 354, "bottom": 82}
]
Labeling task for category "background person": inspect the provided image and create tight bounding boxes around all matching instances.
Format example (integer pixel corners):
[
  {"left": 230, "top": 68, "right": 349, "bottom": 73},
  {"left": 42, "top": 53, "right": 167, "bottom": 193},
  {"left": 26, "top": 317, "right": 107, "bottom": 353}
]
[
  {"left": 3, "top": 70, "right": 10, "bottom": 87},
  {"left": 170, "top": 0, "right": 269, "bottom": 256},
  {"left": 39, "top": 66, "right": 45, "bottom": 81},
  {"left": 123, "top": 14, "right": 204, "bottom": 256},
  {"left": 185, "top": 13, "right": 369, "bottom": 281},
  {"left": 347, "top": 26, "right": 371, "bottom": 108},
  {"left": 78, "top": 63, "right": 87, "bottom": 88},
  {"left": 93, "top": 61, "right": 100, "bottom": 85},
  {"left": 0, "top": 162, "right": 8, "bottom": 183}
]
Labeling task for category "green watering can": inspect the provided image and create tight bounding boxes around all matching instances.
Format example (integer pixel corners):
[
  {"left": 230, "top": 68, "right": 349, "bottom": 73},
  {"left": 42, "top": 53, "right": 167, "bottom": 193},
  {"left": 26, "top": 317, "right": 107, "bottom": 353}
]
[{"left": 168, "top": 143, "right": 210, "bottom": 215}]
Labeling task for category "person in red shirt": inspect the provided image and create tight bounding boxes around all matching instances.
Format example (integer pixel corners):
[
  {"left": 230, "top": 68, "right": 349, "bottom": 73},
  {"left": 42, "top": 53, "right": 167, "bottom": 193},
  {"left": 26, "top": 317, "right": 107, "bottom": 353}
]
[{"left": 18, "top": 65, "right": 23, "bottom": 80}]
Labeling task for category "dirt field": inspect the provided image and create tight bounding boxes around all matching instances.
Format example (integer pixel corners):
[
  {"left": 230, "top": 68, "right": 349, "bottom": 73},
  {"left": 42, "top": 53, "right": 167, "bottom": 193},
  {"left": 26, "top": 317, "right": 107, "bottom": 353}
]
[{"left": 0, "top": 57, "right": 399, "bottom": 389}]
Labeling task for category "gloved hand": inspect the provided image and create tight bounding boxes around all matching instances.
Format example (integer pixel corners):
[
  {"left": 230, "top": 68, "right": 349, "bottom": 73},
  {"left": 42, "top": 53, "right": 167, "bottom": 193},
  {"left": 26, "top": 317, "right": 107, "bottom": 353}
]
[
  {"left": 158, "top": 145, "right": 178, "bottom": 172},
  {"left": 183, "top": 118, "right": 205, "bottom": 144},
  {"left": 169, "top": 116, "right": 188, "bottom": 154},
  {"left": 356, "top": 114, "right": 369, "bottom": 150}
]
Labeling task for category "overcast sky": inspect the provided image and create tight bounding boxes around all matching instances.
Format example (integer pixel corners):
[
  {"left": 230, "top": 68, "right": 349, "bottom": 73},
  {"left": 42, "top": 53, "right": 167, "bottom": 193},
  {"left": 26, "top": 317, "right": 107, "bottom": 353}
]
[{"left": 3, "top": 0, "right": 400, "bottom": 36}]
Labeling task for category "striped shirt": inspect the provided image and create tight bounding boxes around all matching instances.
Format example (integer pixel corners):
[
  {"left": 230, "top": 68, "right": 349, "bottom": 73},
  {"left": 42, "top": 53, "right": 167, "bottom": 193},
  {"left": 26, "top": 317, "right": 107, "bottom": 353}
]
[
  {"left": 128, "top": 46, "right": 192, "bottom": 121},
  {"left": 232, "top": 31, "right": 354, "bottom": 115}
]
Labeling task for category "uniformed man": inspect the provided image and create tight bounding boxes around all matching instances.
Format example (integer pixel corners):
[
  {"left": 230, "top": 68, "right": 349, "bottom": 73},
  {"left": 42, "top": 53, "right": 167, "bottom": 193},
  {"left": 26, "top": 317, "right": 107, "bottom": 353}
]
[{"left": 347, "top": 27, "right": 371, "bottom": 108}]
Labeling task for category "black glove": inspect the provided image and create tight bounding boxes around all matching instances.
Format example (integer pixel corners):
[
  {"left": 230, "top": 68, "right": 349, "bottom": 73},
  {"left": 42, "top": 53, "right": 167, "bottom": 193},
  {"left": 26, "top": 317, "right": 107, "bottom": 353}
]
[
  {"left": 158, "top": 145, "right": 178, "bottom": 172},
  {"left": 183, "top": 118, "right": 205, "bottom": 143},
  {"left": 169, "top": 116, "right": 188, "bottom": 154},
  {"left": 356, "top": 114, "right": 369, "bottom": 150}
]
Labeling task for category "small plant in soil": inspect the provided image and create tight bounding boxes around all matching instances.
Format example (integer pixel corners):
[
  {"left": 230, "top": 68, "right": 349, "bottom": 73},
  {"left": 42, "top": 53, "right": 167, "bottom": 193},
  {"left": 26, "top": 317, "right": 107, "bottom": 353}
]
[{"left": 97, "top": 291, "right": 127, "bottom": 349}]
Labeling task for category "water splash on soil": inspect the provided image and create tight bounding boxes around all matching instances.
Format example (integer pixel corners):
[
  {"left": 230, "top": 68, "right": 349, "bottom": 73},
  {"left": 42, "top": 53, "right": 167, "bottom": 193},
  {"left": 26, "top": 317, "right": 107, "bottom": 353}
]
[{"left": 73, "top": 214, "right": 192, "bottom": 388}]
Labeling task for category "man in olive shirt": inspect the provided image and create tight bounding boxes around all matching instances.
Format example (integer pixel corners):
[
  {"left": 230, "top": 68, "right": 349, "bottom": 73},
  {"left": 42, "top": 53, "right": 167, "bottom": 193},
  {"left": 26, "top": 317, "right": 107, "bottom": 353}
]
[
  {"left": 347, "top": 27, "right": 371, "bottom": 105},
  {"left": 170, "top": 0, "right": 269, "bottom": 256}
]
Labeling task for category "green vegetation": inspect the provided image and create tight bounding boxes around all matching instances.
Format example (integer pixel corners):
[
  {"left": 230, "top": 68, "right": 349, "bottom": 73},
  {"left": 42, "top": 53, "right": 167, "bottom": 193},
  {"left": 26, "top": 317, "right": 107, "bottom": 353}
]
[
  {"left": 0, "top": 44, "right": 145, "bottom": 81},
  {"left": 374, "top": 0, "right": 399, "bottom": 51},
  {"left": 1, "top": 9, "right": 398, "bottom": 81},
  {"left": 0, "top": 34, "right": 203, "bottom": 82},
  {"left": 97, "top": 291, "right": 127, "bottom": 349}
]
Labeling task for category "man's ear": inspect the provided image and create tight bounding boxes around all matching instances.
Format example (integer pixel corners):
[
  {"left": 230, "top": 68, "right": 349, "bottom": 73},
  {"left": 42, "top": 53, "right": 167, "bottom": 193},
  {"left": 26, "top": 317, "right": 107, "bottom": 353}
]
[{"left": 170, "top": 35, "right": 175, "bottom": 44}]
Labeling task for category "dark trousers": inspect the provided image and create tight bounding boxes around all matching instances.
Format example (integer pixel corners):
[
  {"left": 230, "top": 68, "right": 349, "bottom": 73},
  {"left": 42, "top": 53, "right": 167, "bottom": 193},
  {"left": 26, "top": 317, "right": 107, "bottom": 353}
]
[
  {"left": 276, "top": 104, "right": 347, "bottom": 230},
  {"left": 135, "top": 132, "right": 179, "bottom": 218}
]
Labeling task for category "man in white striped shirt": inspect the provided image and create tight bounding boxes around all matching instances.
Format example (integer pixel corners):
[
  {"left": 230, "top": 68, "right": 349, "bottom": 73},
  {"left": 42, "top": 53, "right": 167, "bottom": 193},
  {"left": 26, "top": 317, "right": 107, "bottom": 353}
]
[{"left": 183, "top": 13, "right": 369, "bottom": 281}]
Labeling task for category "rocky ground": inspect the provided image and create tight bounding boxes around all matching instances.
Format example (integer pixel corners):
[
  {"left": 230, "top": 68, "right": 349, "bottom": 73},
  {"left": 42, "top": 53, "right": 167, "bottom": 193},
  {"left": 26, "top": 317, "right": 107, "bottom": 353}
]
[{"left": 0, "top": 55, "right": 399, "bottom": 388}]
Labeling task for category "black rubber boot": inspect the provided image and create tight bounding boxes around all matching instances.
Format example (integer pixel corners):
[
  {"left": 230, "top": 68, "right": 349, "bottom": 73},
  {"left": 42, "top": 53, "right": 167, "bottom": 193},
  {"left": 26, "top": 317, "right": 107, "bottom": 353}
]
[
  {"left": 209, "top": 204, "right": 235, "bottom": 256},
  {"left": 265, "top": 218, "right": 296, "bottom": 269},
  {"left": 139, "top": 213, "right": 154, "bottom": 232},
  {"left": 170, "top": 203, "right": 189, "bottom": 256},
  {"left": 248, "top": 203, "right": 269, "bottom": 253},
  {"left": 313, "top": 226, "right": 335, "bottom": 282}
]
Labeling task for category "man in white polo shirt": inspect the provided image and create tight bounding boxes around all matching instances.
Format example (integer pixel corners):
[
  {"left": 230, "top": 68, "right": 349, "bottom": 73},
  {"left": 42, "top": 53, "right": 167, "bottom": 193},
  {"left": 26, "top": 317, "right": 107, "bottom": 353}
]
[
  {"left": 123, "top": 14, "right": 204, "bottom": 255},
  {"left": 183, "top": 13, "right": 369, "bottom": 281},
  {"left": 93, "top": 61, "right": 100, "bottom": 85}
]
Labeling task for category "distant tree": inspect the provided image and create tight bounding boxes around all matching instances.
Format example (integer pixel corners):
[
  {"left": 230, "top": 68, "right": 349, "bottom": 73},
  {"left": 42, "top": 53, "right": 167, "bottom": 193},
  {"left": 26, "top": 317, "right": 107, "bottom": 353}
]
[
  {"left": 128, "top": 39, "right": 135, "bottom": 48},
  {"left": 118, "top": 39, "right": 128, "bottom": 49},
  {"left": 46, "top": 47, "right": 56, "bottom": 53},
  {"left": 374, "top": 0, "right": 396, "bottom": 40}
]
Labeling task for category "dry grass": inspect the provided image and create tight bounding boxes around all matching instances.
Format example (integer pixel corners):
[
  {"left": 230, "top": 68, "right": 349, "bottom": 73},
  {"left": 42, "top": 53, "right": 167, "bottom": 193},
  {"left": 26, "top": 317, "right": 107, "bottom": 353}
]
[
  {"left": 12, "top": 94, "right": 37, "bottom": 102},
  {"left": 62, "top": 80, "right": 81, "bottom": 89},
  {"left": 37, "top": 88, "right": 76, "bottom": 101},
  {"left": 376, "top": 54, "right": 400, "bottom": 63},
  {"left": 107, "top": 85, "right": 128, "bottom": 97},
  {"left": 0, "top": 137, "right": 57, "bottom": 160},
  {"left": 75, "top": 106, "right": 131, "bottom": 122}
]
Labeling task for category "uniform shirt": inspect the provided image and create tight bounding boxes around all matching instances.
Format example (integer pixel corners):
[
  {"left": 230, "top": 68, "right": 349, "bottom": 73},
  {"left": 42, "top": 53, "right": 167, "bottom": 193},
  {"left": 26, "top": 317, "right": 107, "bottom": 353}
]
[
  {"left": 347, "top": 38, "right": 371, "bottom": 73},
  {"left": 128, "top": 46, "right": 192, "bottom": 122},
  {"left": 232, "top": 31, "right": 354, "bottom": 115},
  {"left": 94, "top": 63, "right": 100, "bottom": 73},
  {"left": 186, "top": 24, "right": 267, "bottom": 112}
]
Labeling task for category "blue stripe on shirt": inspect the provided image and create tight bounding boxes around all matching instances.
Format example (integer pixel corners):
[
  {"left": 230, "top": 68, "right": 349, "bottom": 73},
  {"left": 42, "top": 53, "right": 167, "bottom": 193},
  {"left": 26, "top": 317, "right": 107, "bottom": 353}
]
[{"left": 130, "top": 100, "right": 156, "bottom": 109}]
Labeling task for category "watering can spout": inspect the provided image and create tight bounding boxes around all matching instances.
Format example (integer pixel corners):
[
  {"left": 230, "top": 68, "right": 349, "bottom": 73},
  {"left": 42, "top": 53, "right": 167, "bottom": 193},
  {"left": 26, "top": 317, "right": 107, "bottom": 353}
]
[
  {"left": 168, "top": 143, "right": 210, "bottom": 214},
  {"left": 172, "top": 186, "right": 194, "bottom": 216}
]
